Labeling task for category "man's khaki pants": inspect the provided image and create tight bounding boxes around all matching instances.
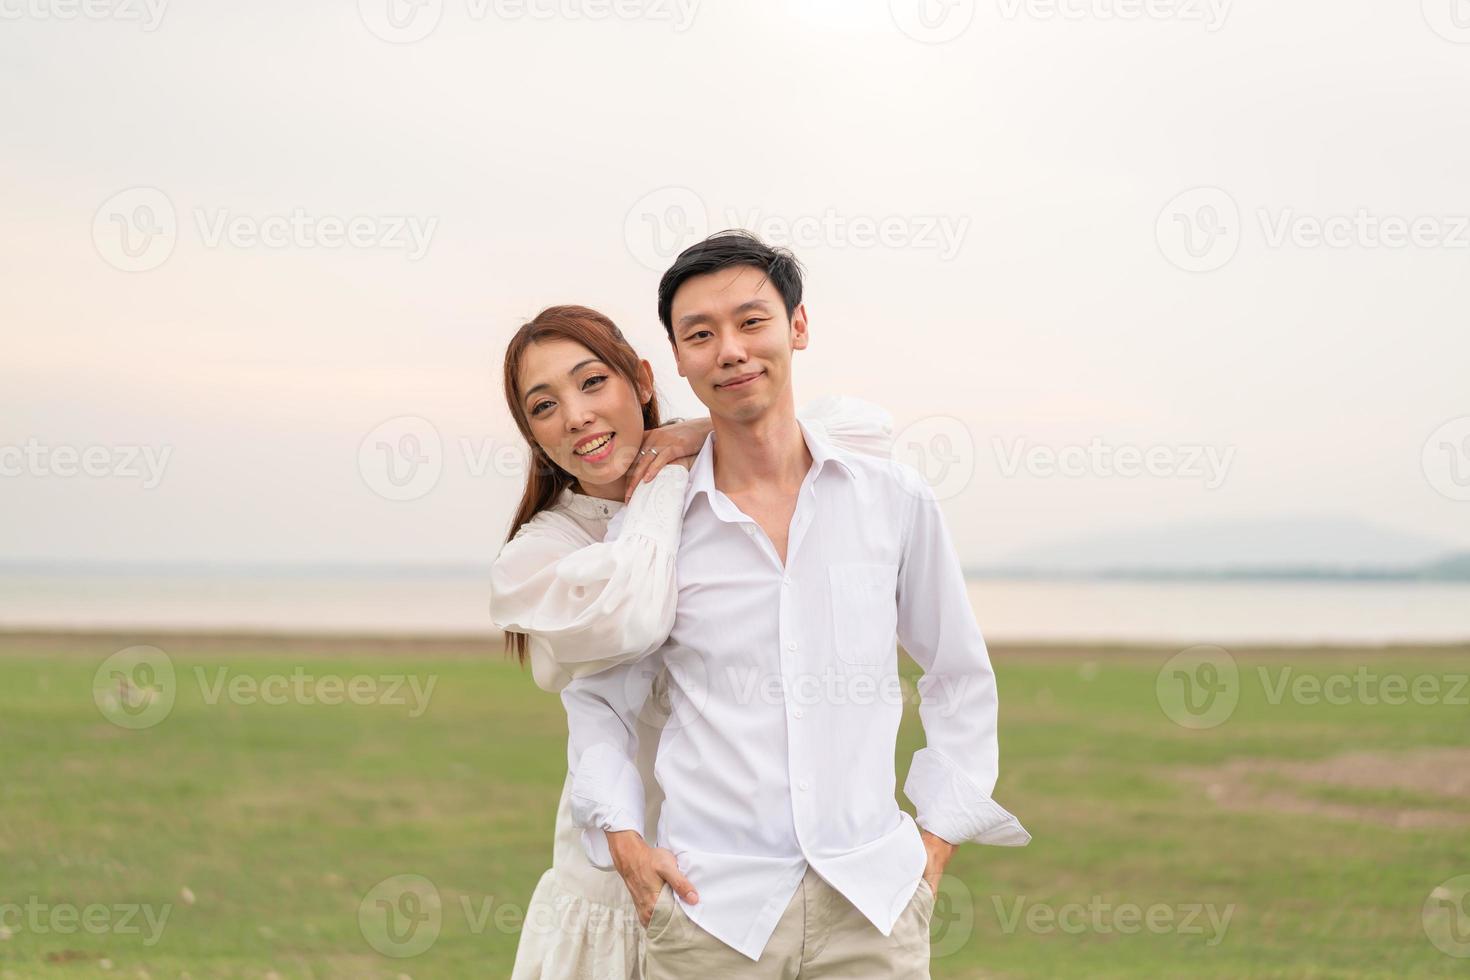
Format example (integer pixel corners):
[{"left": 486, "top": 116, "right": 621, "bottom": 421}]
[{"left": 640, "top": 867, "right": 934, "bottom": 978}]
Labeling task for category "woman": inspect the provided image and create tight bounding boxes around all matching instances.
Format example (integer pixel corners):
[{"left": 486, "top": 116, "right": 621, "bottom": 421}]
[{"left": 490, "top": 305, "right": 893, "bottom": 979}]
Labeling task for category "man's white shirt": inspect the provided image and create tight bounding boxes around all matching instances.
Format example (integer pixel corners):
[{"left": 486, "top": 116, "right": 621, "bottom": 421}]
[{"left": 561, "top": 418, "right": 1029, "bottom": 961}]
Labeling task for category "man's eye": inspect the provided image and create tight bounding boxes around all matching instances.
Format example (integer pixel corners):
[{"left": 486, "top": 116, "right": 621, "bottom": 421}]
[
  {"left": 685, "top": 331, "right": 711, "bottom": 342},
  {"left": 744, "top": 318, "right": 764, "bottom": 328}
]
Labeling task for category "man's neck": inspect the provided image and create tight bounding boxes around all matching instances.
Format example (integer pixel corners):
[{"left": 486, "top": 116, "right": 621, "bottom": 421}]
[{"left": 709, "top": 399, "right": 811, "bottom": 495}]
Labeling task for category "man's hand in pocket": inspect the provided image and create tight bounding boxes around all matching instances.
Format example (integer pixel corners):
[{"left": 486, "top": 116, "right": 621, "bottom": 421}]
[{"left": 605, "top": 829, "right": 700, "bottom": 927}]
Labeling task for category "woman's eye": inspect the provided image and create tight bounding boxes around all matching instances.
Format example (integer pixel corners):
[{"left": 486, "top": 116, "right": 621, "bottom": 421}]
[
  {"left": 531, "top": 400, "right": 554, "bottom": 416},
  {"left": 582, "top": 374, "right": 607, "bottom": 390}
]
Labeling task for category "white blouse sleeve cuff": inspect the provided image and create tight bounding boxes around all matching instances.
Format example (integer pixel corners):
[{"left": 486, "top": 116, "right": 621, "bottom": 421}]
[{"left": 569, "top": 742, "right": 648, "bottom": 869}]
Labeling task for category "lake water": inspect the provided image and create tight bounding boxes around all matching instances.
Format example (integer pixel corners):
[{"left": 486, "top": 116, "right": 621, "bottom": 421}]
[{"left": 3, "top": 570, "right": 1469, "bottom": 646}]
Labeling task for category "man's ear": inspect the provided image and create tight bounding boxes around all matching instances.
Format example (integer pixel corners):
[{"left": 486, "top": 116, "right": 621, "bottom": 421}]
[{"left": 790, "top": 303, "right": 809, "bottom": 351}]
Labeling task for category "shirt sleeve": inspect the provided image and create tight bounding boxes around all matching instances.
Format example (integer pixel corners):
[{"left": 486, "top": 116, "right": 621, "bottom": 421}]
[
  {"left": 489, "top": 464, "right": 689, "bottom": 693},
  {"left": 560, "top": 651, "right": 664, "bottom": 868},
  {"left": 893, "top": 465, "right": 1031, "bottom": 848},
  {"left": 797, "top": 395, "right": 895, "bottom": 460}
]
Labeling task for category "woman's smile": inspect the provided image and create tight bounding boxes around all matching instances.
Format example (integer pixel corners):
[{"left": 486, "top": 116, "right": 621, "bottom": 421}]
[{"left": 572, "top": 431, "right": 617, "bottom": 463}]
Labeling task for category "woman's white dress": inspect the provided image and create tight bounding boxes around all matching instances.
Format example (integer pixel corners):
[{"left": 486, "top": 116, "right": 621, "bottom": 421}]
[{"left": 490, "top": 396, "right": 895, "bottom": 980}]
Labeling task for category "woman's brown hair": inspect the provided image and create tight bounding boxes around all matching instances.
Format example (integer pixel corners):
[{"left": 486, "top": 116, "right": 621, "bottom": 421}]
[{"left": 499, "top": 305, "right": 661, "bottom": 665}]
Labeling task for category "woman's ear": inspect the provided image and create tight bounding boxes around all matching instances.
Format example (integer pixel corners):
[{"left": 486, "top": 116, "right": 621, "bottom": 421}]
[{"left": 637, "top": 359, "right": 655, "bottom": 403}]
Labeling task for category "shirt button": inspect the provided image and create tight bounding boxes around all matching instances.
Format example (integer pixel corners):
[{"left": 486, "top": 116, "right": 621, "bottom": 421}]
[
  {"left": 744, "top": 525, "right": 755, "bottom": 536},
  {"left": 787, "top": 641, "right": 796, "bottom": 651},
  {"left": 793, "top": 708, "right": 804, "bottom": 719},
  {"left": 798, "top": 780, "right": 810, "bottom": 791},
  {"left": 782, "top": 577, "right": 791, "bottom": 587}
]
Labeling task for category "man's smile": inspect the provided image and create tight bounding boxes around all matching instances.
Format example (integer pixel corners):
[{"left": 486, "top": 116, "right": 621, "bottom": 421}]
[{"left": 716, "top": 370, "right": 764, "bottom": 391}]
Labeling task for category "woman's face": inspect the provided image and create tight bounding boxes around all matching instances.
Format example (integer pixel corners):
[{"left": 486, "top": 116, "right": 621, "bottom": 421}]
[{"left": 517, "top": 338, "right": 652, "bottom": 497}]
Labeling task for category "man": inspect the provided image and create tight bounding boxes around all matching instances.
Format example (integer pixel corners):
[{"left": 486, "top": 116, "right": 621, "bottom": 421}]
[{"left": 561, "top": 230, "right": 1029, "bottom": 977}]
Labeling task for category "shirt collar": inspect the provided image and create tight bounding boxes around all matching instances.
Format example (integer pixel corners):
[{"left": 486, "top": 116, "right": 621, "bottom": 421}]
[{"left": 684, "top": 417, "right": 856, "bottom": 518}]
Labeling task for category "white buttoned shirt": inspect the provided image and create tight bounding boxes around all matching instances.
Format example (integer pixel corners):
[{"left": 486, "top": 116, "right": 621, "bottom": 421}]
[{"left": 561, "top": 418, "right": 1030, "bottom": 961}]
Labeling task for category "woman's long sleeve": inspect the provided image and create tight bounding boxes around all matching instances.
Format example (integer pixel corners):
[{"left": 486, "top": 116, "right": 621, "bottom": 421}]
[{"left": 489, "top": 464, "right": 690, "bottom": 692}]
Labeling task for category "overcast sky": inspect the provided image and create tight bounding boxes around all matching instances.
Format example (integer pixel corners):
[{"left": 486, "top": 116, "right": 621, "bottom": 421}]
[{"left": 3, "top": 0, "right": 1469, "bottom": 567}]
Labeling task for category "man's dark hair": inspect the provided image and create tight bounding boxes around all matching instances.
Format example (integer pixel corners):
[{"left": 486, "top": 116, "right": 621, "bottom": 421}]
[{"left": 657, "top": 229, "right": 804, "bottom": 343}]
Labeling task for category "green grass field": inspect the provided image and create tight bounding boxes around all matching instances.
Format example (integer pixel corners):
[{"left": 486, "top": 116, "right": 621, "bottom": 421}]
[{"left": 2, "top": 633, "right": 1467, "bottom": 978}]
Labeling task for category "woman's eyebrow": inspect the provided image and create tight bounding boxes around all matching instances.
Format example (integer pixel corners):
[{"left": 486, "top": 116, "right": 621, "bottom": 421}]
[{"left": 524, "top": 359, "right": 603, "bottom": 399}]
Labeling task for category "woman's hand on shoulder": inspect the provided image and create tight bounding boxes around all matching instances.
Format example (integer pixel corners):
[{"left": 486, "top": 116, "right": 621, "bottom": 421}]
[{"left": 623, "top": 418, "right": 708, "bottom": 502}]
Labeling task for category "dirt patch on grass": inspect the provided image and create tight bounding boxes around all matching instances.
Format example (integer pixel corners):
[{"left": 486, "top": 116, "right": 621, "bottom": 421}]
[{"left": 1177, "top": 747, "right": 1470, "bottom": 829}]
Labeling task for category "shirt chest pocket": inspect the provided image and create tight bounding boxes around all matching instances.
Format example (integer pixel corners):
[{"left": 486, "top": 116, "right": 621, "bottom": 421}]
[{"left": 828, "top": 561, "right": 900, "bottom": 666}]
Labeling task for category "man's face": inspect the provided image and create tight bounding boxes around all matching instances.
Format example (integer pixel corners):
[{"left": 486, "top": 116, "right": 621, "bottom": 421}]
[{"left": 669, "top": 264, "right": 808, "bottom": 424}]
